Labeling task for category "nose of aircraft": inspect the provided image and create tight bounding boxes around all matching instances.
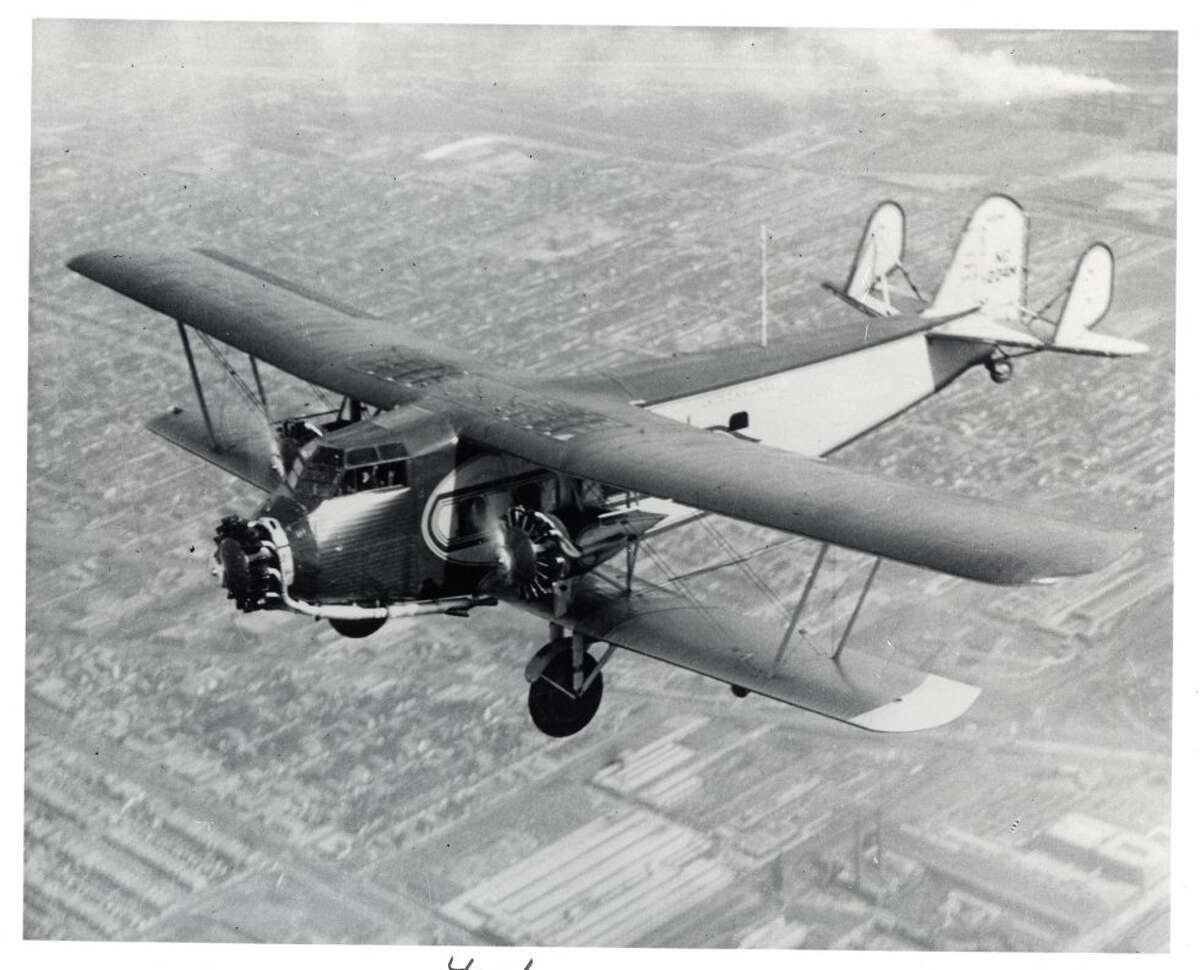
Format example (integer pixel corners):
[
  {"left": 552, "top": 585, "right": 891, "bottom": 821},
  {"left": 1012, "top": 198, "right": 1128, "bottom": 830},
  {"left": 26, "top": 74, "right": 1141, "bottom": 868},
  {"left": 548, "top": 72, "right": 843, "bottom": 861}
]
[
  {"left": 215, "top": 533, "right": 254, "bottom": 607},
  {"left": 211, "top": 515, "right": 286, "bottom": 612}
]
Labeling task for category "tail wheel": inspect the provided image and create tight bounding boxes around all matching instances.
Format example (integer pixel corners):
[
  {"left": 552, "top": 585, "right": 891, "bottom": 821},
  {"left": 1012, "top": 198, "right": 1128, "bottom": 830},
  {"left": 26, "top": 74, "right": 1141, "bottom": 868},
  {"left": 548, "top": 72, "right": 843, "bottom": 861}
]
[
  {"left": 528, "top": 651, "right": 602, "bottom": 737},
  {"left": 329, "top": 616, "right": 386, "bottom": 639},
  {"left": 987, "top": 356, "right": 1014, "bottom": 384}
]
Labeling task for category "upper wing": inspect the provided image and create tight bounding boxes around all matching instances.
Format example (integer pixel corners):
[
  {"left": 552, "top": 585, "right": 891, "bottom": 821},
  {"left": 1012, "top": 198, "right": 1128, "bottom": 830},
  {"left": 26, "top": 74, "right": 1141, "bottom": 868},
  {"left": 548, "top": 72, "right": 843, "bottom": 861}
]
[
  {"left": 517, "top": 579, "right": 980, "bottom": 732},
  {"left": 548, "top": 315, "right": 935, "bottom": 408},
  {"left": 67, "top": 249, "right": 474, "bottom": 409},
  {"left": 70, "top": 248, "right": 1135, "bottom": 585},
  {"left": 457, "top": 405, "right": 1134, "bottom": 586}
]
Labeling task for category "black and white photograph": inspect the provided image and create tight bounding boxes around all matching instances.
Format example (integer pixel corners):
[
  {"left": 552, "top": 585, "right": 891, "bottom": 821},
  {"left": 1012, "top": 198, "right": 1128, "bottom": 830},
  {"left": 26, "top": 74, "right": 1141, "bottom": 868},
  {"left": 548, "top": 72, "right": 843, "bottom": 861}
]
[{"left": 22, "top": 10, "right": 1179, "bottom": 956}]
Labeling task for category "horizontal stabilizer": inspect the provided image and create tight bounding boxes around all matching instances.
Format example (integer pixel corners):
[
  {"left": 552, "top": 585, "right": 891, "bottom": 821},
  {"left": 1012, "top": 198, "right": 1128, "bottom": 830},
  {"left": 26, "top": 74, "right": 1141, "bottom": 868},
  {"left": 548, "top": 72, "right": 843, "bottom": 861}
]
[
  {"left": 1052, "top": 244, "right": 1148, "bottom": 356},
  {"left": 1054, "top": 331, "right": 1148, "bottom": 356},
  {"left": 928, "top": 314, "right": 1044, "bottom": 349},
  {"left": 517, "top": 581, "right": 980, "bottom": 732},
  {"left": 148, "top": 407, "right": 280, "bottom": 492}
]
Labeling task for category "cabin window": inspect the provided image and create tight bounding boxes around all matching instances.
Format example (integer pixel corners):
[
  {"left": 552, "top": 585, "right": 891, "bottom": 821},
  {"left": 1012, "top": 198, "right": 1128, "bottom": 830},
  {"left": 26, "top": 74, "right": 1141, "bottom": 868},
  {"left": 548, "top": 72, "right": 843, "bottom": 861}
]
[
  {"left": 346, "top": 446, "right": 379, "bottom": 466},
  {"left": 339, "top": 459, "right": 408, "bottom": 495},
  {"left": 452, "top": 494, "right": 489, "bottom": 537},
  {"left": 514, "top": 480, "right": 545, "bottom": 511}
]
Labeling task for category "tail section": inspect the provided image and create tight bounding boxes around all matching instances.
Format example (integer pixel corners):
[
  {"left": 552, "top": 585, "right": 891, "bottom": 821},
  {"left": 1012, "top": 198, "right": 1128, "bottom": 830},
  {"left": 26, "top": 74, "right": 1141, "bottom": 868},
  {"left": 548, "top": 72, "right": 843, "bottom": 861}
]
[
  {"left": 923, "top": 194, "right": 1027, "bottom": 324},
  {"left": 1051, "top": 244, "right": 1147, "bottom": 356},
  {"left": 824, "top": 192, "right": 1147, "bottom": 359}
]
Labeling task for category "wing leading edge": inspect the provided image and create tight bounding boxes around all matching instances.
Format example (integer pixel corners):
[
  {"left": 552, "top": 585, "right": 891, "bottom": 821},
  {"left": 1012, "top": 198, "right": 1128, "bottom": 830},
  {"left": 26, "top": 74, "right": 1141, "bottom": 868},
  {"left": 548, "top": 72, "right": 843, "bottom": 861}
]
[
  {"left": 457, "top": 407, "right": 1134, "bottom": 586},
  {"left": 66, "top": 249, "right": 476, "bottom": 409}
]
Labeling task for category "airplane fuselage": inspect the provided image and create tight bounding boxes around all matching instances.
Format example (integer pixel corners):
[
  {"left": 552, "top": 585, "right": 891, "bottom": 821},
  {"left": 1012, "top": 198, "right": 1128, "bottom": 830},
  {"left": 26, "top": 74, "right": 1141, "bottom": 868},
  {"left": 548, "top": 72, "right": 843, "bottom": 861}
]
[{"left": 230, "top": 323, "right": 992, "bottom": 613}]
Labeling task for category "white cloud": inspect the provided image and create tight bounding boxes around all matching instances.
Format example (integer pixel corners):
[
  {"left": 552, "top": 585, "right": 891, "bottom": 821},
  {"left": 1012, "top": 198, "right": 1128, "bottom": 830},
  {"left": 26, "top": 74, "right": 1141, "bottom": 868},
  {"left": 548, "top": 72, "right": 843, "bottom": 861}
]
[{"left": 822, "top": 30, "right": 1129, "bottom": 101}]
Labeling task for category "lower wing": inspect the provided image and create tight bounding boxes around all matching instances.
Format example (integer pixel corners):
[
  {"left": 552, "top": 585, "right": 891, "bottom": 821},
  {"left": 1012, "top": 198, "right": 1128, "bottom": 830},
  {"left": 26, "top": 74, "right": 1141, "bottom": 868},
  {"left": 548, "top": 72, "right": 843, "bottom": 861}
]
[{"left": 515, "top": 580, "right": 980, "bottom": 732}]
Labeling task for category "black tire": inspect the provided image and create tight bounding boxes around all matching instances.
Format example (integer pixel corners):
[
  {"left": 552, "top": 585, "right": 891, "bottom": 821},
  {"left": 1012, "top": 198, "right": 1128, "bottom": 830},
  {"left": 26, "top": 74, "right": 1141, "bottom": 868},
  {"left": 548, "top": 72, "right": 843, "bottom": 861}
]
[
  {"left": 329, "top": 616, "right": 387, "bottom": 639},
  {"left": 528, "top": 651, "right": 603, "bottom": 737}
]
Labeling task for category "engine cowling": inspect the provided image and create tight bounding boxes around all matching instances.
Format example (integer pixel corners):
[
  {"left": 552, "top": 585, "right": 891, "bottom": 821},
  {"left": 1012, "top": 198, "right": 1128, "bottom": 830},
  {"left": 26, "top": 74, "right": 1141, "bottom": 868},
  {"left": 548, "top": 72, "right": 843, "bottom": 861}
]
[{"left": 496, "top": 506, "right": 581, "bottom": 601}]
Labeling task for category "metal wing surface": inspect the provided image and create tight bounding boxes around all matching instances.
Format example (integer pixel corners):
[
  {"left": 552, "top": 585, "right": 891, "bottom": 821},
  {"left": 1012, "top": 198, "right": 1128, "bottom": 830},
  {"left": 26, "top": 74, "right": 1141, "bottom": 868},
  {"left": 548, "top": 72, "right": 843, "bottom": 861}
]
[
  {"left": 69, "top": 248, "right": 1134, "bottom": 585},
  {"left": 67, "top": 249, "right": 476, "bottom": 408},
  {"left": 147, "top": 407, "right": 280, "bottom": 492},
  {"left": 552, "top": 317, "right": 936, "bottom": 408},
  {"left": 521, "top": 581, "right": 980, "bottom": 732},
  {"left": 459, "top": 410, "right": 1133, "bottom": 586}
]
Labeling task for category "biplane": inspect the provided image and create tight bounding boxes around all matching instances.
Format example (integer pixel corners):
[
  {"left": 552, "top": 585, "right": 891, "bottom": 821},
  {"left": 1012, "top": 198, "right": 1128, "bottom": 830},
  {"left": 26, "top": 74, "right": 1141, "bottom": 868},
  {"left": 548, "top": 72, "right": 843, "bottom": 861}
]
[{"left": 68, "top": 194, "right": 1146, "bottom": 737}]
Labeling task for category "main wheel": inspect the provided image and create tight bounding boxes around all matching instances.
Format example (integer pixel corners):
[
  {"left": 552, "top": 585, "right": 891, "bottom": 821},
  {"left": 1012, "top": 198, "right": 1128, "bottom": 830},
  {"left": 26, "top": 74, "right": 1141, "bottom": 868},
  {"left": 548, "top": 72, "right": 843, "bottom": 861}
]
[
  {"left": 528, "top": 651, "right": 603, "bottom": 737},
  {"left": 329, "top": 616, "right": 387, "bottom": 639}
]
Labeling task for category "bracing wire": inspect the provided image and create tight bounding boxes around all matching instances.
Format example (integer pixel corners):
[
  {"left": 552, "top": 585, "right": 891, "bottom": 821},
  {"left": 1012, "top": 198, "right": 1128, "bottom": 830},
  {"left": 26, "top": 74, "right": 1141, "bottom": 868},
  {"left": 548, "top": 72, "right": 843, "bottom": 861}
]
[
  {"left": 195, "top": 331, "right": 269, "bottom": 419},
  {"left": 664, "top": 534, "right": 808, "bottom": 585},
  {"left": 696, "top": 517, "right": 789, "bottom": 622}
]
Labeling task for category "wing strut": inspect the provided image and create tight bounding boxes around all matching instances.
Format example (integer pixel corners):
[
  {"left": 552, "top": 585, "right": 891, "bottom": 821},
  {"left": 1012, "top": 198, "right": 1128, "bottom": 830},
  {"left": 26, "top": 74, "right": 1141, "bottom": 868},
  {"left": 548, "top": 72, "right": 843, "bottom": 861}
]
[
  {"left": 624, "top": 535, "right": 639, "bottom": 594},
  {"left": 772, "top": 542, "right": 829, "bottom": 676},
  {"left": 249, "top": 355, "right": 270, "bottom": 420},
  {"left": 175, "top": 321, "right": 218, "bottom": 449},
  {"left": 833, "top": 556, "right": 882, "bottom": 661},
  {"left": 770, "top": 547, "right": 883, "bottom": 673}
]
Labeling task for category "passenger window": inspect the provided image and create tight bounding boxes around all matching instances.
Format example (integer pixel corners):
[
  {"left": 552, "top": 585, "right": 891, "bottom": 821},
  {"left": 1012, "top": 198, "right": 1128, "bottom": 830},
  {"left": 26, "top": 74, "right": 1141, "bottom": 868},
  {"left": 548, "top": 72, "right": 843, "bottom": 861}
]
[
  {"left": 338, "top": 460, "right": 407, "bottom": 495},
  {"left": 514, "top": 481, "right": 544, "bottom": 511},
  {"left": 378, "top": 461, "right": 406, "bottom": 488},
  {"left": 454, "top": 494, "right": 487, "bottom": 536}
]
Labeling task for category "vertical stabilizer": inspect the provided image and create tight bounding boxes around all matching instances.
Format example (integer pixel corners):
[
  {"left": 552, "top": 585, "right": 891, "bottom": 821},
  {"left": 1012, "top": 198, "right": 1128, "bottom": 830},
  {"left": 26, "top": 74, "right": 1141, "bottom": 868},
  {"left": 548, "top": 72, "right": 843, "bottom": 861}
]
[
  {"left": 923, "top": 194, "right": 1027, "bottom": 323},
  {"left": 843, "top": 201, "right": 906, "bottom": 317},
  {"left": 1052, "top": 243, "right": 1147, "bottom": 356},
  {"left": 1056, "top": 243, "right": 1113, "bottom": 341}
]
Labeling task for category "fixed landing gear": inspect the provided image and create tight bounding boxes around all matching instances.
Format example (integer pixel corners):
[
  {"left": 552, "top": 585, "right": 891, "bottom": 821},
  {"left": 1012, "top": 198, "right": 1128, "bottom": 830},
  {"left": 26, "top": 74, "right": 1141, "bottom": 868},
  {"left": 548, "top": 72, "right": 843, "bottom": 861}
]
[
  {"left": 524, "top": 629, "right": 615, "bottom": 737},
  {"left": 528, "top": 647, "right": 603, "bottom": 737},
  {"left": 986, "top": 355, "right": 1014, "bottom": 384},
  {"left": 329, "top": 616, "right": 386, "bottom": 639}
]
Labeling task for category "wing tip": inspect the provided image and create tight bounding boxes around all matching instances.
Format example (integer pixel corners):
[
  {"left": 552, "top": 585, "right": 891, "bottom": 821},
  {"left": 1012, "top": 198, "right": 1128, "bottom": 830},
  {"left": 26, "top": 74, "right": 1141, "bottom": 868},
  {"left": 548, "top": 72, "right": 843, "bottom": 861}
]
[
  {"left": 849, "top": 674, "right": 981, "bottom": 732},
  {"left": 974, "top": 523, "right": 1140, "bottom": 587},
  {"left": 66, "top": 249, "right": 135, "bottom": 279},
  {"left": 65, "top": 251, "right": 97, "bottom": 274}
]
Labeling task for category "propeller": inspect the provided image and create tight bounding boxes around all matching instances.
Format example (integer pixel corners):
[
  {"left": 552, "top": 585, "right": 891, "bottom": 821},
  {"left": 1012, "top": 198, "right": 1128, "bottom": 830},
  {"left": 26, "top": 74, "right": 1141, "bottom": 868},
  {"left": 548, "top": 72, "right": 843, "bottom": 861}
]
[{"left": 490, "top": 506, "right": 583, "bottom": 601}]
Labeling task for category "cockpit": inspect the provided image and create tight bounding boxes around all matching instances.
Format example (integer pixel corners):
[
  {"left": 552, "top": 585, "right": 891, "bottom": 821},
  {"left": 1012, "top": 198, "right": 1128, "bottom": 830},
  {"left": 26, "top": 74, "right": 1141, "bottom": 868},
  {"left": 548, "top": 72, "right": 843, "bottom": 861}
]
[{"left": 287, "top": 439, "right": 410, "bottom": 503}]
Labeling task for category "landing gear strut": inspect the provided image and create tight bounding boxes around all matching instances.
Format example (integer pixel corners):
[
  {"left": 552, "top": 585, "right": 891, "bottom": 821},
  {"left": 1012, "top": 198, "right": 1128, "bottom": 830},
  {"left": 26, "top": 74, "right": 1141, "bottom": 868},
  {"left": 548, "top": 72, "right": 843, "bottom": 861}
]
[{"left": 524, "top": 628, "right": 615, "bottom": 737}]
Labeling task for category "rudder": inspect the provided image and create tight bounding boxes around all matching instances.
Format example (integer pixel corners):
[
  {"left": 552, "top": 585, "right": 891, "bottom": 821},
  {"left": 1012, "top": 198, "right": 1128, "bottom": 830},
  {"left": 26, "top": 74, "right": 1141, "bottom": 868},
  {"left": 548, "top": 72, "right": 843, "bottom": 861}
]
[
  {"left": 1052, "top": 243, "right": 1147, "bottom": 356},
  {"left": 844, "top": 200, "right": 905, "bottom": 316}
]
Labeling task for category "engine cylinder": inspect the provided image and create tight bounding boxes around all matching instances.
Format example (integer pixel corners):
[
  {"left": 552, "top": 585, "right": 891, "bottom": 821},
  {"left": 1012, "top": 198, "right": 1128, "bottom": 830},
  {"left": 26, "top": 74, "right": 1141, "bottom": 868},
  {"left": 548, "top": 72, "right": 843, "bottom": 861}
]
[{"left": 212, "top": 516, "right": 284, "bottom": 612}]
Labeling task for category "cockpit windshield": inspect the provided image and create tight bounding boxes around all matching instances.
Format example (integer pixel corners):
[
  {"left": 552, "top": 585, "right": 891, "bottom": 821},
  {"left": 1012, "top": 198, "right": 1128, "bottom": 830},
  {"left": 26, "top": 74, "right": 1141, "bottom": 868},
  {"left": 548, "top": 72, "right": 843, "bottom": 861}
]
[{"left": 287, "top": 440, "right": 408, "bottom": 503}]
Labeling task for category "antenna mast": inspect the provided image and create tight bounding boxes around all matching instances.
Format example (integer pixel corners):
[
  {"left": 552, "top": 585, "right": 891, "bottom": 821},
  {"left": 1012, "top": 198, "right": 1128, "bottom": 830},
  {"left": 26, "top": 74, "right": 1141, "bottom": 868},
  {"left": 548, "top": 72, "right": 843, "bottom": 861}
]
[{"left": 760, "top": 224, "right": 768, "bottom": 348}]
